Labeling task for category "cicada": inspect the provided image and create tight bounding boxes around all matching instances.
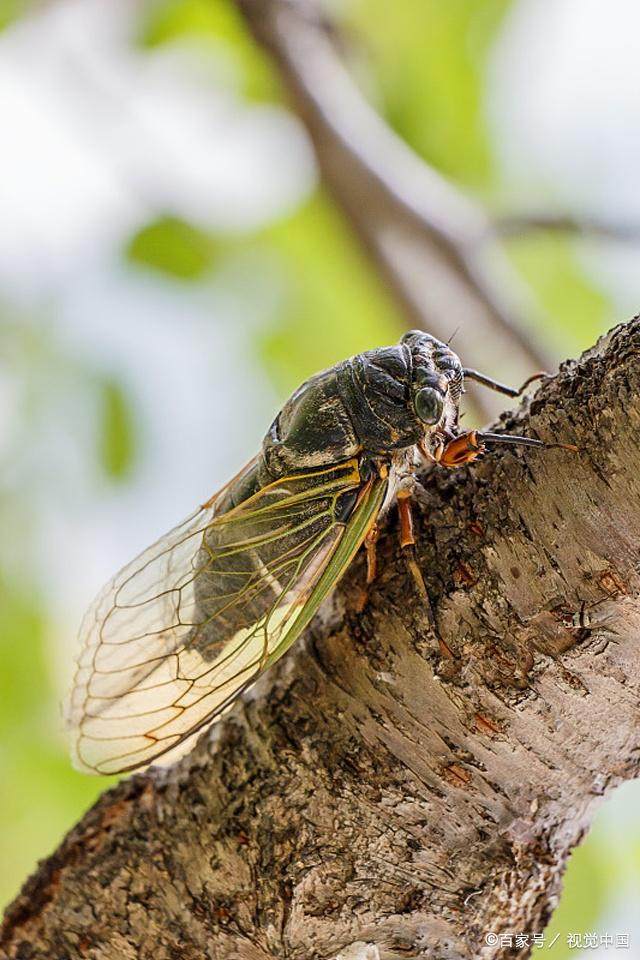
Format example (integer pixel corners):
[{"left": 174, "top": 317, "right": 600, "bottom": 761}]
[{"left": 68, "top": 330, "right": 566, "bottom": 775}]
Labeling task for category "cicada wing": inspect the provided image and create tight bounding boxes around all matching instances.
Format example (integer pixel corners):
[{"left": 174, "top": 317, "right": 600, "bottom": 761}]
[{"left": 68, "top": 458, "right": 386, "bottom": 775}]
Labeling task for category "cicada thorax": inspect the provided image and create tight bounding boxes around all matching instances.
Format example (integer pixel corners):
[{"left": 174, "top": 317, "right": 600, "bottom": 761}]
[
  {"left": 188, "top": 458, "right": 364, "bottom": 661},
  {"left": 257, "top": 333, "right": 465, "bottom": 487},
  {"left": 260, "top": 363, "right": 362, "bottom": 477}
]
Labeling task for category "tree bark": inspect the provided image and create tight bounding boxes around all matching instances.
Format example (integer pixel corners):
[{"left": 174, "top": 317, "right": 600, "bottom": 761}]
[{"left": 3, "top": 318, "right": 640, "bottom": 959}]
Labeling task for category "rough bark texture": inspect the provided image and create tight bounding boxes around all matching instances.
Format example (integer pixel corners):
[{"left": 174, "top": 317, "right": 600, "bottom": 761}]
[{"left": 3, "top": 319, "right": 640, "bottom": 960}]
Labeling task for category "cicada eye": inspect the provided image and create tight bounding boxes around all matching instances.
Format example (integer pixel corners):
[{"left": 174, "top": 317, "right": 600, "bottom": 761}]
[{"left": 415, "top": 387, "right": 444, "bottom": 426}]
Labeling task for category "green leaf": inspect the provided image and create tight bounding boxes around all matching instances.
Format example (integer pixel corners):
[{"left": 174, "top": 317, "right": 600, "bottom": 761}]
[
  {"left": 98, "top": 378, "right": 136, "bottom": 481},
  {"left": 126, "top": 216, "right": 220, "bottom": 280}
]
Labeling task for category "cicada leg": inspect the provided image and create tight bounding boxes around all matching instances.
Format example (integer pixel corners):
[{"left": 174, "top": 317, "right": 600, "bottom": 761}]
[
  {"left": 397, "top": 489, "right": 428, "bottom": 598},
  {"left": 353, "top": 463, "right": 388, "bottom": 610},
  {"left": 362, "top": 486, "right": 420, "bottom": 587},
  {"left": 364, "top": 523, "right": 380, "bottom": 584},
  {"left": 397, "top": 488, "right": 454, "bottom": 657},
  {"left": 351, "top": 522, "right": 380, "bottom": 613},
  {"left": 397, "top": 488, "right": 415, "bottom": 548}
]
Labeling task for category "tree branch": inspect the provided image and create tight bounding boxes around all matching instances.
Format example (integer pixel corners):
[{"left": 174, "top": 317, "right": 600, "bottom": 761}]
[
  {"left": 495, "top": 212, "right": 640, "bottom": 243},
  {"left": 233, "top": 0, "right": 554, "bottom": 415},
  {"left": 3, "top": 317, "right": 640, "bottom": 959}
]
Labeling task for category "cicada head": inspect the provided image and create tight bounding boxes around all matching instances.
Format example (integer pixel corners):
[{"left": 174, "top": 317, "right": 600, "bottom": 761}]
[
  {"left": 400, "top": 329, "right": 464, "bottom": 450},
  {"left": 343, "top": 330, "right": 465, "bottom": 457}
]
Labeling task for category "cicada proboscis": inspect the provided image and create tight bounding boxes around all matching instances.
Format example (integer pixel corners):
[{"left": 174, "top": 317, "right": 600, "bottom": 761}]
[{"left": 68, "top": 330, "right": 574, "bottom": 775}]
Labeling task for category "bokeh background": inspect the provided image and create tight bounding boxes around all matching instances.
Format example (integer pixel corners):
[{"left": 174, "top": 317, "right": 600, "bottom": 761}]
[{"left": 2, "top": 0, "right": 640, "bottom": 953}]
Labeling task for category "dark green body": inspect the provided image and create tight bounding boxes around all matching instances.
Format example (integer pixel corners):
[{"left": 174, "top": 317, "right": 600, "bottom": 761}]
[{"left": 194, "top": 331, "right": 463, "bottom": 654}]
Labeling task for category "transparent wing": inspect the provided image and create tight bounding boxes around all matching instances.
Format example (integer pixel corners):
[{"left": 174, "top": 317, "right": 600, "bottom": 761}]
[{"left": 68, "top": 458, "right": 386, "bottom": 775}]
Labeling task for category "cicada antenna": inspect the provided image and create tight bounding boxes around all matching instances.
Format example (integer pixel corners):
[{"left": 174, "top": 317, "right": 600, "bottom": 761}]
[{"left": 476, "top": 432, "right": 578, "bottom": 453}]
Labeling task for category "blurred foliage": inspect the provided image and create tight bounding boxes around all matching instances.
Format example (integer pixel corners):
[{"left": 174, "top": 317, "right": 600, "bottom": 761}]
[
  {"left": 259, "top": 192, "right": 402, "bottom": 391},
  {"left": 0, "top": 577, "right": 113, "bottom": 908},
  {"left": 139, "top": 0, "right": 279, "bottom": 99},
  {"left": 133, "top": 0, "right": 613, "bottom": 391},
  {"left": 343, "top": 0, "right": 613, "bottom": 359},
  {"left": 0, "top": 318, "right": 131, "bottom": 904},
  {"left": 0, "top": 0, "right": 29, "bottom": 32},
  {"left": 346, "top": 0, "right": 511, "bottom": 188},
  {"left": 97, "top": 377, "right": 137, "bottom": 481},
  {"left": 0, "top": 0, "right": 629, "bottom": 939},
  {"left": 507, "top": 234, "right": 610, "bottom": 356},
  {"left": 124, "top": 193, "right": 402, "bottom": 392},
  {"left": 127, "top": 215, "right": 221, "bottom": 280},
  {"left": 1, "top": 316, "right": 138, "bottom": 489}
]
